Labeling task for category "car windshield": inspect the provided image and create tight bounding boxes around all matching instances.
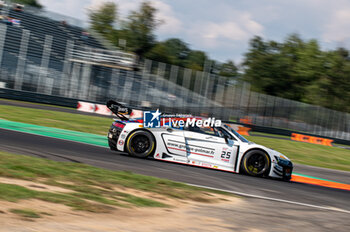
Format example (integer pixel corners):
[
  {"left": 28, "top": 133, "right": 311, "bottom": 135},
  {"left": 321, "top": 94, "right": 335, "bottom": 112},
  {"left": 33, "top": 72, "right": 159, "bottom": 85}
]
[{"left": 223, "top": 124, "right": 250, "bottom": 143}]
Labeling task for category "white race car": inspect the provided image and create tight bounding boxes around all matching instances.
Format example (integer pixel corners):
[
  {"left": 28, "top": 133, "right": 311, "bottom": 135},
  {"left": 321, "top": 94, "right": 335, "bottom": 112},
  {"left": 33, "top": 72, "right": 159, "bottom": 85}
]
[{"left": 106, "top": 101, "right": 293, "bottom": 180}]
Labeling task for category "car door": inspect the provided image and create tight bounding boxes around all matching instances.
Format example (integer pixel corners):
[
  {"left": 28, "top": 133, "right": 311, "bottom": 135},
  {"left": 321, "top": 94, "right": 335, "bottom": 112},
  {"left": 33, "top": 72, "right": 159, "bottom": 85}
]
[
  {"left": 161, "top": 128, "right": 188, "bottom": 162},
  {"left": 183, "top": 127, "right": 238, "bottom": 169}
]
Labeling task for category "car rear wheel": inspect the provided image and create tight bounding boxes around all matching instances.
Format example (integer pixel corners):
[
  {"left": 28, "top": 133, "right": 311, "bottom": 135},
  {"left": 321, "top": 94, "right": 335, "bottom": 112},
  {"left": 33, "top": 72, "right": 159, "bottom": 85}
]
[
  {"left": 125, "top": 130, "right": 155, "bottom": 158},
  {"left": 240, "top": 150, "right": 270, "bottom": 177}
]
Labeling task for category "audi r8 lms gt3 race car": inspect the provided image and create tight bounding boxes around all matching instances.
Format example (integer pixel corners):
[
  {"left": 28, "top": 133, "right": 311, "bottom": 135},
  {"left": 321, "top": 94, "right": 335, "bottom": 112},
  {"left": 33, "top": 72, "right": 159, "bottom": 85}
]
[{"left": 106, "top": 100, "right": 293, "bottom": 180}]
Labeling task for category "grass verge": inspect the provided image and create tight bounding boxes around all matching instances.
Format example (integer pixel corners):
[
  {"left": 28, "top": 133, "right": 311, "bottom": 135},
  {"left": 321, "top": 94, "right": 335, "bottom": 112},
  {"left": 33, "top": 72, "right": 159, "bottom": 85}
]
[
  {"left": 0, "top": 151, "right": 226, "bottom": 213},
  {"left": 0, "top": 104, "right": 111, "bottom": 135}
]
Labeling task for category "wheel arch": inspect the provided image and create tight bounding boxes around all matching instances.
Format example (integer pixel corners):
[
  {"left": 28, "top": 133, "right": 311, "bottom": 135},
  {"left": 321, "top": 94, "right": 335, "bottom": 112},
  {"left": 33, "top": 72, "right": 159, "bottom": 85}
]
[
  {"left": 237, "top": 148, "right": 272, "bottom": 175},
  {"left": 124, "top": 128, "right": 157, "bottom": 156}
]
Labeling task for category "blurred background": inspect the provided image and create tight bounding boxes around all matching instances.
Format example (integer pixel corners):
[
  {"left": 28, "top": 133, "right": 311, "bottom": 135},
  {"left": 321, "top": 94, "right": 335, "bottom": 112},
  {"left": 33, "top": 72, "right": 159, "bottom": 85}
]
[{"left": 0, "top": 0, "right": 349, "bottom": 141}]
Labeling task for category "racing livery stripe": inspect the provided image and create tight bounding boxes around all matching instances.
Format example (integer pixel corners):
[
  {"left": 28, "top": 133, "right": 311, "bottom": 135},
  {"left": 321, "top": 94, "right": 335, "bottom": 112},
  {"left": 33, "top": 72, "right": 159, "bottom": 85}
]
[
  {"left": 168, "top": 147, "right": 214, "bottom": 158},
  {"left": 168, "top": 139, "right": 216, "bottom": 150},
  {"left": 185, "top": 137, "right": 227, "bottom": 145}
]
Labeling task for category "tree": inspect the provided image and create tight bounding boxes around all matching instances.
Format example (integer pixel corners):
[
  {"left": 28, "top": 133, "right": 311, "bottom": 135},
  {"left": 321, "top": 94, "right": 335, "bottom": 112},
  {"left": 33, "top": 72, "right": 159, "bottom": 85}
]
[
  {"left": 316, "top": 48, "right": 350, "bottom": 111},
  {"left": 219, "top": 60, "right": 238, "bottom": 78},
  {"left": 186, "top": 50, "right": 208, "bottom": 71},
  {"left": 145, "top": 38, "right": 190, "bottom": 66},
  {"left": 123, "top": 1, "right": 160, "bottom": 57},
  {"left": 243, "top": 34, "right": 325, "bottom": 101},
  {"left": 89, "top": 2, "right": 118, "bottom": 41},
  {"left": 144, "top": 42, "right": 172, "bottom": 63},
  {"left": 243, "top": 36, "right": 291, "bottom": 97},
  {"left": 162, "top": 38, "right": 190, "bottom": 66}
]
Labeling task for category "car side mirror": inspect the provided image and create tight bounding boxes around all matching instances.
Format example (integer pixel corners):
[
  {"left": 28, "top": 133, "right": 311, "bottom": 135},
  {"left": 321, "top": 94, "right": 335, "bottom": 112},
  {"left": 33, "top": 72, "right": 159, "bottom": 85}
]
[
  {"left": 224, "top": 135, "right": 237, "bottom": 147},
  {"left": 224, "top": 135, "right": 232, "bottom": 144}
]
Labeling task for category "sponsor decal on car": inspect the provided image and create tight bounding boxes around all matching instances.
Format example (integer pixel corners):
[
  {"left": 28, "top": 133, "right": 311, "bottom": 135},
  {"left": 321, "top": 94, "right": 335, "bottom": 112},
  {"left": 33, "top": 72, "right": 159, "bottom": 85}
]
[
  {"left": 166, "top": 141, "right": 215, "bottom": 157},
  {"left": 118, "top": 140, "right": 124, "bottom": 146},
  {"left": 221, "top": 148, "right": 231, "bottom": 162},
  {"left": 201, "top": 163, "right": 212, "bottom": 168}
]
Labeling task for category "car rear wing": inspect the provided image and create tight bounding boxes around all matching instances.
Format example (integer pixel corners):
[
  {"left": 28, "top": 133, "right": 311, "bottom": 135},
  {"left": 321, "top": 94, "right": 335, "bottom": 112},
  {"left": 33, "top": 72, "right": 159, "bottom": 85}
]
[
  {"left": 106, "top": 100, "right": 144, "bottom": 121},
  {"left": 106, "top": 100, "right": 132, "bottom": 121}
]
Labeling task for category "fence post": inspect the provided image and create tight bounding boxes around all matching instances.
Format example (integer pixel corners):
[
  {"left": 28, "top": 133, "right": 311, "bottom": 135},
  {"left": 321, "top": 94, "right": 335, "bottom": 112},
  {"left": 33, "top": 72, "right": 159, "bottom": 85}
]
[
  {"left": 79, "top": 46, "right": 92, "bottom": 100},
  {"left": 14, "top": 29, "right": 30, "bottom": 90},
  {"left": 80, "top": 63, "right": 92, "bottom": 100},
  {"left": 0, "top": 24, "right": 7, "bottom": 68},
  {"left": 107, "top": 68, "right": 118, "bottom": 100},
  {"left": 38, "top": 35, "right": 53, "bottom": 94},
  {"left": 181, "top": 68, "right": 192, "bottom": 109},
  {"left": 121, "top": 70, "right": 134, "bottom": 105},
  {"left": 68, "top": 62, "right": 81, "bottom": 98},
  {"left": 138, "top": 59, "right": 152, "bottom": 106},
  {"left": 156, "top": 62, "right": 166, "bottom": 108},
  {"left": 60, "top": 40, "right": 74, "bottom": 97}
]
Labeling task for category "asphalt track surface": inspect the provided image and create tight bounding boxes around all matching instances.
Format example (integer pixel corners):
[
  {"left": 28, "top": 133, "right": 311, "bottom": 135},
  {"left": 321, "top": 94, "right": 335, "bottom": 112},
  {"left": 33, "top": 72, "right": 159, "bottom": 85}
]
[{"left": 1, "top": 128, "right": 350, "bottom": 213}]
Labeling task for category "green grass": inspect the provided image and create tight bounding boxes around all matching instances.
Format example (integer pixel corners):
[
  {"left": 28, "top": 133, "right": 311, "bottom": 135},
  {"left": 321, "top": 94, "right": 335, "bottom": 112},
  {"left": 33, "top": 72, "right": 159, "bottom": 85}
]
[
  {"left": 249, "top": 131, "right": 290, "bottom": 139},
  {"left": 0, "top": 98, "right": 73, "bottom": 110},
  {"left": 0, "top": 151, "right": 224, "bottom": 212},
  {"left": 10, "top": 209, "right": 41, "bottom": 218},
  {"left": 0, "top": 104, "right": 111, "bottom": 135},
  {"left": 245, "top": 135, "right": 350, "bottom": 171}
]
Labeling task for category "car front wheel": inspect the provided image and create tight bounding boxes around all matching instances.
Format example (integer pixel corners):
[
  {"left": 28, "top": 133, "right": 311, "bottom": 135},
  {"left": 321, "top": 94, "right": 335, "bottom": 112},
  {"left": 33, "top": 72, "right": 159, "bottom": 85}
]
[{"left": 241, "top": 150, "right": 270, "bottom": 177}]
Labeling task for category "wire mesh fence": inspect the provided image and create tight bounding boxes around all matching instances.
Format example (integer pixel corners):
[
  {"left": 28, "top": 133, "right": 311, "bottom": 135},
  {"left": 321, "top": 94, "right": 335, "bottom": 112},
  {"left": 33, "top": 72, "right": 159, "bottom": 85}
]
[{"left": 0, "top": 23, "right": 349, "bottom": 140}]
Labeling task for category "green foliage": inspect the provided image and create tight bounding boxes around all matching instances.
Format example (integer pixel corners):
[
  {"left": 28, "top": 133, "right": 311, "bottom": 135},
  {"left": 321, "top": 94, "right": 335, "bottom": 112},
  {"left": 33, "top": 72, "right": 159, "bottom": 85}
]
[
  {"left": 87, "top": 1, "right": 209, "bottom": 70},
  {"left": 243, "top": 34, "right": 350, "bottom": 112},
  {"left": 123, "top": 1, "right": 159, "bottom": 56},
  {"left": 186, "top": 50, "right": 208, "bottom": 71},
  {"left": 14, "top": 0, "right": 42, "bottom": 8},
  {"left": 145, "top": 38, "right": 191, "bottom": 66},
  {"left": 218, "top": 60, "right": 238, "bottom": 78},
  {"left": 145, "top": 42, "right": 172, "bottom": 63},
  {"left": 89, "top": 2, "right": 118, "bottom": 39}
]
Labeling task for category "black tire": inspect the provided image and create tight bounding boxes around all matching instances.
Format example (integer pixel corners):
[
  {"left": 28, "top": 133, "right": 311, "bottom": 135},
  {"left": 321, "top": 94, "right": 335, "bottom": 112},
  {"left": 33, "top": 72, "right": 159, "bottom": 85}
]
[
  {"left": 108, "top": 140, "right": 118, "bottom": 151},
  {"left": 125, "top": 130, "right": 155, "bottom": 158},
  {"left": 240, "top": 150, "right": 270, "bottom": 177}
]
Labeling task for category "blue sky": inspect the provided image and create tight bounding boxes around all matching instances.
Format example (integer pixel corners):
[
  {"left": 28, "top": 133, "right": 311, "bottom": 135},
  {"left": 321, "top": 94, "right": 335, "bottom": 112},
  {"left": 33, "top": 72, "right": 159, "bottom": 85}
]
[{"left": 39, "top": 0, "right": 350, "bottom": 63}]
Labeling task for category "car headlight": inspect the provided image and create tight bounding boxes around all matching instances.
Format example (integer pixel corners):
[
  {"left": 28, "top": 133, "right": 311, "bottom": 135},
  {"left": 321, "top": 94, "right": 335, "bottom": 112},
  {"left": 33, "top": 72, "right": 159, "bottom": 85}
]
[
  {"left": 278, "top": 154, "right": 287, "bottom": 160},
  {"left": 274, "top": 155, "right": 293, "bottom": 167}
]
